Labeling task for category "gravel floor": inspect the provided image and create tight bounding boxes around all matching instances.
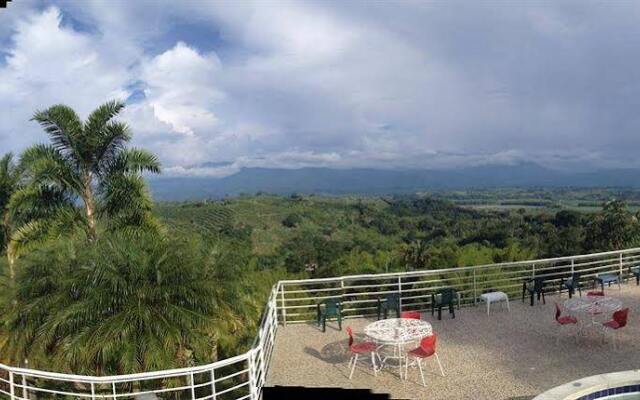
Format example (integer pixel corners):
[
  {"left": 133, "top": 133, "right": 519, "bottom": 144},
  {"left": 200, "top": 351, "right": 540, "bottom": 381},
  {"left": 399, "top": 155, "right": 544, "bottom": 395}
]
[{"left": 266, "top": 284, "right": 640, "bottom": 399}]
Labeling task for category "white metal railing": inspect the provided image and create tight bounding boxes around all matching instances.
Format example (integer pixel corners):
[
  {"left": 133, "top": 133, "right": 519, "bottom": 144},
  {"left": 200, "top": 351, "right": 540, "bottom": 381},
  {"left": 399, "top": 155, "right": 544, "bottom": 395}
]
[
  {"left": 0, "top": 283, "right": 281, "bottom": 400},
  {"left": 277, "top": 247, "right": 640, "bottom": 324},
  {"left": 2, "top": 247, "right": 640, "bottom": 399}
]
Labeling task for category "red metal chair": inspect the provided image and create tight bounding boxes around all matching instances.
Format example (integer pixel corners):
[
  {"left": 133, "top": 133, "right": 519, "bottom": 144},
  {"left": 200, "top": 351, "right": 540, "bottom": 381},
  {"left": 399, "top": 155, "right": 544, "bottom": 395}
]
[
  {"left": 555, "top": 303, "right": 578, "bottom": 344},
  {"left": 602, "top": 308, "right": 629, "bottom": 349},
  {"left": 404, "top": 334, "right": 445, "bottom": 386},
  {"left": 346, "top": 327, "right": 380, "bottom": 379},
  {"left": 587, "top": 291, "right": 605, "bottom": 297},
  {"left": 400, "top": 311, "right": 421, "bottom": 320}
]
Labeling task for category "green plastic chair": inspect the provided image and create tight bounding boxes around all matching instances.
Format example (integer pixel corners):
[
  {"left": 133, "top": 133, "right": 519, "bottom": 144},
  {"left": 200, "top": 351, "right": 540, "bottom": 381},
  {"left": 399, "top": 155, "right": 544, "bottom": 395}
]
[
  {"left": 377, "top": 293, "right": 401, "bottom": 320},
  {"left": 431, "top": 288, "right": 457, "bottom": 320},
  {"left": 317, "top": 298, "right": 342, "bottom": 332},
  {"left": 561, "top": 273, "right": 583, "bottom": 298},
  {"left": 630, "top": 266, "right": 640, "bottom": 286}
]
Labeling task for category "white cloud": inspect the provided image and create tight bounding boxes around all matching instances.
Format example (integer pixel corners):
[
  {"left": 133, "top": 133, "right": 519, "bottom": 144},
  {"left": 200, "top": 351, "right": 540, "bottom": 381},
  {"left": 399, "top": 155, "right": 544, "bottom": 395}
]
[
  {"left": 0, "top": 6, "right": 132, "bottom": 149},
  {"left": 140, "top": 42, "right": 223, "bottom": 136},
  {"left": 4, "top": 1, "right": 640, "bottom": 176}
]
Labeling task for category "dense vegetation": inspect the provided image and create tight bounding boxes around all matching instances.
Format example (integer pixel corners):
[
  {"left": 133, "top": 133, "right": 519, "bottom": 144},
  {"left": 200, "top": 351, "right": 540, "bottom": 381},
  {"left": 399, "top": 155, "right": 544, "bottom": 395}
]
[
  {"left": 156, "top": 194, "right": 640, "bottom": 278},
  {"left": 1, "top": 101, "right": 639, "bottom": 377}
]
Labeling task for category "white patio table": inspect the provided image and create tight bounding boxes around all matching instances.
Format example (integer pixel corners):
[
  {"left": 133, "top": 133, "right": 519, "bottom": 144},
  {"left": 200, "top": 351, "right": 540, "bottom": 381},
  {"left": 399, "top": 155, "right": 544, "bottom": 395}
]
[
  {"left": 564, "top": 295, "right": 622, "bottom": 333},
  {"left": 364, "top": 318, "right": 433, "bottom": 378}
]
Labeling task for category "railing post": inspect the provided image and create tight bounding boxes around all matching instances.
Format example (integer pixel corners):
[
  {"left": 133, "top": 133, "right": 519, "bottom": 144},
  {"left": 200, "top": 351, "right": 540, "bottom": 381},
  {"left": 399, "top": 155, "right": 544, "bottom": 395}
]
[
  {"left": 21, "top": 375, "right": 27, "bottom": 400},
  {"left": 340, "top": 278, "right": 346, "bottom": 316},
  {"left": 398, "top": 276, "right": 402, "bottom": 311},
  {"left": 280, "top": 285, "right": 287, "bottom": 327},
  {"left": 9, "top": 371, "right": 15, "bottom": 400},
  {"left": 248, "top": 350, "right": 258, "bottom": 400},
  {"left": 620, "top": 253, "right": 624, "bottom": 277},
  {"left": 190, "top": 372, "right": 196, "bottom": 400},
  {"left": 532, "top": 264, "right": 536, "bottom": 278},
  {"left": 258, "top": 335, "right": 265, "bottom": 386},
  {"left": 570, "top": 258, "right": 575, "bottom": 275},
  {"left": 112, "top": 382, "right": 117, "bottom": 400},
  {"left": 91, "top": 383, "right": 96, "bottom": 400},
  {"left": 210, "top": 368, "right": 217, "bottom": 400},
  {"left": 473, "top": 269, "right": 477, "bottom": 306}
]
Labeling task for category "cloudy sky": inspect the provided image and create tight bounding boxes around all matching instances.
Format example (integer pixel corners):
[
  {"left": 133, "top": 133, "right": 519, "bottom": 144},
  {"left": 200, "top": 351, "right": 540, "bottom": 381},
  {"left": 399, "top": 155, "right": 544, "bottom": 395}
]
[{"left": 1, "top": 0, "right": 640, "bottom": 176}]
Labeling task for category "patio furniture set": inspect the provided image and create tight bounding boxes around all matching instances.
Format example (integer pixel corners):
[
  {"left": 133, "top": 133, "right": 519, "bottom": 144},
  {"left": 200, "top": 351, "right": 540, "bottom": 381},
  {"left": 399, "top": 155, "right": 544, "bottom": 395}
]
[
  {"left": 316, "top": 268, "right": 637, "bottom": 386},
  {"left": 554, "top": 272, "right": 631, "bottom": 348},
  {"left": 347, "top": 315, "right": 444, "bottom": 386}
]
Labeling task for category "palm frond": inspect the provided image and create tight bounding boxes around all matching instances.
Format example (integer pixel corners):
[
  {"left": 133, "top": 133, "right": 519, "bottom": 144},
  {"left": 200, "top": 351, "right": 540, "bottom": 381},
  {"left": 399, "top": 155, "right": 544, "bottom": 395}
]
[
  {"left": 31, "top": 105, "right": 83, "bottom": 161},
  {"left": 19, "top": 144, "right": 82, "bottom": 192},
  {"left": 94, "top": 121, "right": 131, "bottom": 175},
  {"left": 83, "top": 100, "right": 125, "bottom": 137},
  {"left": 8, "top": 185, "right": 70, "bottom": 223},
  {"left": 8, "top": 208, "right": 85, "bottom": 260},
  {"left": 104, "top": 148, "right": 161, "bottom": 178}
]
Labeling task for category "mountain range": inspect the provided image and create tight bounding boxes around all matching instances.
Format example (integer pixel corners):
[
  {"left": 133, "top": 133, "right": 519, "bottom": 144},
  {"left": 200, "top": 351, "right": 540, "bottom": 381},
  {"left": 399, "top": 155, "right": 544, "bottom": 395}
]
[{"left": 148, "top": 163, "right": 640, "bottom": 201}]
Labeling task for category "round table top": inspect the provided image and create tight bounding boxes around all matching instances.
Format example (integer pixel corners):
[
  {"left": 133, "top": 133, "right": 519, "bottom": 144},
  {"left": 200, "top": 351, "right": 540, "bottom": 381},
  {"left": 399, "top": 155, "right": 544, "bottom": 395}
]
[
  {"left": 564, "top": 295, "right": 622, "bottom": 316},
  {"left": 364, "top": 318, "right": 433, "bottom": 344}
]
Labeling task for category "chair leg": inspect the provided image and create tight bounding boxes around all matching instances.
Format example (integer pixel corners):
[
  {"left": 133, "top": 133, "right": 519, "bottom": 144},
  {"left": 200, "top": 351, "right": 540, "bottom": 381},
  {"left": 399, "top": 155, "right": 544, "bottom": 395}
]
[
  {"left": 435, "top": 352, "right": 445, "bottom": 377},
  {"left": 371, "top": 352, "right": 377, "bottom": 376},
  {"left": 349, "top": 354, "right": 358, "bottom": 379},
  {"left": 417, "top": 359, "right": 426, "bottom": 387},
  {"left": 530, "top": 292, "right": 534, "bottom": 306},
  {"left": 505, "top": 297, "right": 511, "bottom": 313},
  {"left": 322, "top": 317, "right": 326, "bottom": 333},
  {"left": 450, "top": 303, "right": 455, "bottom": 319},
  {"left": 405, "top": 356, "right": 409, "bottom": 381},
  {"left": 438, "top": 306, "right": 442, "bottom": 320},
  {"left": 542, "top": 291, "right": 546, "bottom": 304}
]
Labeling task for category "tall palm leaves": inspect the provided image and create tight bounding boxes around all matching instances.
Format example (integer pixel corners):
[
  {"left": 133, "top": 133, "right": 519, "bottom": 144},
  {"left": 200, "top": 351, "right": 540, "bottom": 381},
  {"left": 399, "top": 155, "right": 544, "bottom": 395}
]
[
  {"left": 3, "top": 232, "right": 224, "bottom": 374},
  {"left": 9, "top": 100, "right": 160, "bottom": 260}
]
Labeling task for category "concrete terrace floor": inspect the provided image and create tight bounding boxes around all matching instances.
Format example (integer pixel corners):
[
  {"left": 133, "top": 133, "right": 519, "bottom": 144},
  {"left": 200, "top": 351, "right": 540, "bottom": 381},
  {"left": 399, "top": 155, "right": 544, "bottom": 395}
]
[{"left": 266, "top": 284, "right": 640, "bottom": 400}]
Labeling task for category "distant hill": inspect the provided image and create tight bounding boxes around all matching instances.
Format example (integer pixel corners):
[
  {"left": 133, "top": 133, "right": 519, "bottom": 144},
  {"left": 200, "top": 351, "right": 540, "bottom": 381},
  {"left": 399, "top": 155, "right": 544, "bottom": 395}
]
[{"left": 148, "top": 163, "right": 640, "bottom": 201}]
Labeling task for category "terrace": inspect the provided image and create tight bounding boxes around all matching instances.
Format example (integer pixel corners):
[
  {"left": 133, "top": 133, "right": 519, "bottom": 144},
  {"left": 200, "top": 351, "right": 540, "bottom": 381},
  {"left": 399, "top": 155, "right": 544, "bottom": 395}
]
[
  {"left": 2, "top": 248, "right": 640, "bottom": 400},
  {"left": 263, "top": 249, "right": 640, "bottom": 399},
  {"left": 266, "top": 284, "right": 640, "bottom": 399}
]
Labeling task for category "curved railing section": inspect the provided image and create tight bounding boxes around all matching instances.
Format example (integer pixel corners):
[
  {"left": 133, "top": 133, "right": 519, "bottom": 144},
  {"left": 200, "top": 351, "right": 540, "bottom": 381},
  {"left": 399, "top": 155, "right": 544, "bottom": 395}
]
[{"left": 2, "top": 247, "right": 640, "bottom": 399}]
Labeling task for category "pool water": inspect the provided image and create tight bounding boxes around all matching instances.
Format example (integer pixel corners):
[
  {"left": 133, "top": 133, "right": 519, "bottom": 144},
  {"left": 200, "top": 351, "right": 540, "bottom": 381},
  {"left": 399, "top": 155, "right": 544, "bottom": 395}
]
[{"left": 578, "top": 385, "right": 640, "bottom": 400}]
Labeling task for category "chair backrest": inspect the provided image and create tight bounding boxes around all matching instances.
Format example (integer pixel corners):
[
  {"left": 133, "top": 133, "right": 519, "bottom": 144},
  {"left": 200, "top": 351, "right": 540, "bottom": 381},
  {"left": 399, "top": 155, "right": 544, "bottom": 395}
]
[
  {"left": 569, "top": 273, "right": 581, "bottom": 285},
  {"left": 321, "top": 298, "right": 340, "bottom": 315},
  {"left": 554, "top": 303, "right": 562, "bottom": 321},
  {"left": 386, "top": 293, "right": 400, "bottom": 308},
  {"left": 534, "top": 277, "right": 545, "bottom": 291},
  {"left": 420, "top": 334, "right": 437, "bottom": 352},
  {"left": 438, "top": 287, "right": 456, "bottom": 303},
  {"left": 613, "top": 308, "right": 629, "bottom": 328},
  {"left": 346, "top": 326, "right": 354, "bottom": 348},
  {"left": 400, "top": 311, "right": 421, "bottom": 320}
]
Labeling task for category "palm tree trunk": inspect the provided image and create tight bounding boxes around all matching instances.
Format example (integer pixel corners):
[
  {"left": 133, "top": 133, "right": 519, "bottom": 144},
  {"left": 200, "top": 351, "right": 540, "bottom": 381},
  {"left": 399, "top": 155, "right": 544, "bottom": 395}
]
[
  {"left": 83, "top": 173, "right": 97, "bottom": 239},
  {"left": 2, "top": 210, "right": 14, "bottom": 280}
]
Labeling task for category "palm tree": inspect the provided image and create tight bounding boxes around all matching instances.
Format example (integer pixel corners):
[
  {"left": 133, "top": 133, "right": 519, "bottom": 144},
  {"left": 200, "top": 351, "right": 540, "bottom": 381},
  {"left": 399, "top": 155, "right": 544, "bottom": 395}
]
[
  {"left": 9, "top": 100, "right": 160, "bottom": 260},
  {"left": 0, "top": 153, "right": 22, "bottom": 278},
  {"left": 3, "top": 231, "right": 223, "bottom": 374}
]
